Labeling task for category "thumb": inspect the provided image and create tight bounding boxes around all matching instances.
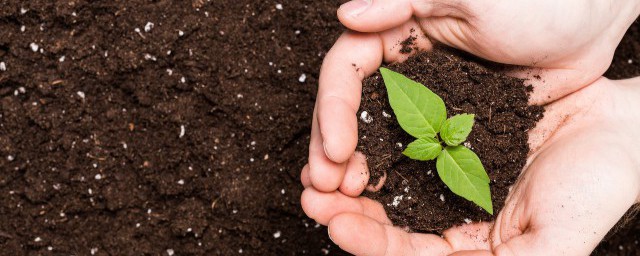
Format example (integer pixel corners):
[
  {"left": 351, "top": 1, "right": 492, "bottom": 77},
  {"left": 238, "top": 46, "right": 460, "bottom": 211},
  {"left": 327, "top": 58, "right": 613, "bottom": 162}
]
[{"left": 337, "top": 0, "right": 471, "bottom": 33}]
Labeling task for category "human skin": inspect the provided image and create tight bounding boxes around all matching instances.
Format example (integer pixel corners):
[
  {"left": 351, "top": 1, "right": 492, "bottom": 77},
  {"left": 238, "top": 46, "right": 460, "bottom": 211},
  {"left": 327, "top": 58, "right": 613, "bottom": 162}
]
[
  {"left": 306, "top": 0, "right": 640, "bottom": 194},
  {"left": 302, "top": 0, "right": 640, "bottom": 254},
  {"left": 302, "top": 77, "right": 640, "bottom": 255}
]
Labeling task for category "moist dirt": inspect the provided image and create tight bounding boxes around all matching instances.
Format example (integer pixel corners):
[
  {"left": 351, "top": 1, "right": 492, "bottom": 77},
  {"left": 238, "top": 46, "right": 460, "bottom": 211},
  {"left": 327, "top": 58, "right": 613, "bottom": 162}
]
[{"left": 359, "top": 48, "right": 543, "bottom": 232}]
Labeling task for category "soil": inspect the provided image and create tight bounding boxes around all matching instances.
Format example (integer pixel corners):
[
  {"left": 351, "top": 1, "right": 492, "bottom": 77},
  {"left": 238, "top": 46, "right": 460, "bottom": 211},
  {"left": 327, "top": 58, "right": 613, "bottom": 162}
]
[
  {"left": 0, "top": 1, "right": 637, "bottom": 255},
  {"left": 399, "top": 29, "right": 417, "bottom": 54},
  {"left": 0, "top": 0, "right": 345, "bottom": 255},
  {"left": 606, "top": 19, "right": 640, "bottom": 80},
  {"left": 359, "top": 48, "right": 544, "bottom": 232}
]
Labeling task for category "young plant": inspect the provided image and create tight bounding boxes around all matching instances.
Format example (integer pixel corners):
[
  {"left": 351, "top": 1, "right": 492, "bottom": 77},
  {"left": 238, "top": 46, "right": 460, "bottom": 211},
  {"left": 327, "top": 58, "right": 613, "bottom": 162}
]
[{"left": 380, "top": 68, "right": 493, "bottom": 214}]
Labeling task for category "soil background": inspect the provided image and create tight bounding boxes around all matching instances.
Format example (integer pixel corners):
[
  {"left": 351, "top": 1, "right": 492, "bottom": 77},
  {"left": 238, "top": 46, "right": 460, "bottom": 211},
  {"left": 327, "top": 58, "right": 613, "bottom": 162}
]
[
  {"left": 358, "top": 48, "right": 543, "bottom": 233},
  {"left": 0, "top": 1, "right": 637, "bottom": 255},
  {"left": 0, "top": 1, "right": 343, "bottom": 255}
]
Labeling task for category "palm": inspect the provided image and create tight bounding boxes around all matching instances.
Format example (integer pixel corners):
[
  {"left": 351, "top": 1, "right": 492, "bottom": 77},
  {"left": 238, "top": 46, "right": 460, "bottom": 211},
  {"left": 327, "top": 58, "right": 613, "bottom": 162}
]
[
  {"left": 302, "top": 78, "right": 640, "bottom": 255},
  {"left": 488, "top": 79, "right": 640, "bottom": 255}
]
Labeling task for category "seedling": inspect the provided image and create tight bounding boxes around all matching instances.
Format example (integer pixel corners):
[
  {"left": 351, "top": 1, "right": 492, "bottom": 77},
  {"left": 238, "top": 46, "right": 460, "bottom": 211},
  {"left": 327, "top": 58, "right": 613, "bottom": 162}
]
[{"left": 380, "top": 68, "right": 493, "bottom": 214}]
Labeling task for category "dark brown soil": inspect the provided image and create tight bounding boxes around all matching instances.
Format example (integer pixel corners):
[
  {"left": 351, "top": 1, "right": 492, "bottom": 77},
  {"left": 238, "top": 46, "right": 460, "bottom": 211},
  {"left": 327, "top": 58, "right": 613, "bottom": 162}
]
[
  {"left": 0, "top": 0, "right": 637, "bottom": 255},
  {"left": 606, "top": 19, "right": 640, "bottom": 80},
  {"left": 0, "top": 0, "right": 346, "bottom": 255},
  {"left": 359, "top": 48, "right": 544, "bottom": 232},
  {"left": 399, "top": 29, "right": 417, "bottom": 54}
]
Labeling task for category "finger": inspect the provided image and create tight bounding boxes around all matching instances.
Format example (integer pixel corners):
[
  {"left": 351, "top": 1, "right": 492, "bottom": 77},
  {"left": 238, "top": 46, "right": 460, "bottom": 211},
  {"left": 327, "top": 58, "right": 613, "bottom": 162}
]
[
  {"left": 379, "top": 19, "right": 434, "bottom": 63},
  {"left": 309, "top": 31, "right": 383, "bottom": 191},
  {"left": 449, "top": 251, "right": 493, "bottom": 256},
  {"left": 490, "top": 233, "right": 542, "bottom": 256},
  {"left": 300, "top": 164, "right": 312, "bottom": 188},
  {"left": 309, "top": 108, "right": 347, "bottom": 192},
  {"left": 315, "top": 31, "right": 383, "bottom": 164},
  {"left": 338, "top": 0, "right": 470, "bottom": 33},
  {"left": 329, "top": 213, "right": 453, "bottom": 256},
  {"left": 442, "top": 222, "right": 492, "bottom": 251},
  {"left": 418, "top": 17, "right": 607, "bottom": 106},
  {"left": 416, "top": 16, "right": 607, "bottom": 106},
  {"left": 489, "top": 200, "right": 527, "bottom": 250},
  {"left": 366, "top": 170, "right": 387, "bottom": 192},
  {"left": 316, "top": 97, "right": 358, "bottom": 163},
  {"left": 418, "top": 17, "right": 478, "bottom": 58},
  {"left": 339, "top": 152, "right": 370, "bottom": 197},
  {"left": 490, "top": 231, "right": 598, "bottom": 256},
  {"left": 507, "top": 67, "right": 606, "bottom": 106},
  {"left": 300, "top": 188, "right": 391, "bottom": 225}
]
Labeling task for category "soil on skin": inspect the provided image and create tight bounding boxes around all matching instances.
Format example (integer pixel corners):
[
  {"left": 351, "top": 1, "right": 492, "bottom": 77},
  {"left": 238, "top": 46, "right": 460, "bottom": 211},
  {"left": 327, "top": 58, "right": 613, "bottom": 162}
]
[
  {"left": 399, "top": 29, "right": 417, "bottom": 54},
  {"left": 359, "top": 48, "right": 544, "bottom": 232}
]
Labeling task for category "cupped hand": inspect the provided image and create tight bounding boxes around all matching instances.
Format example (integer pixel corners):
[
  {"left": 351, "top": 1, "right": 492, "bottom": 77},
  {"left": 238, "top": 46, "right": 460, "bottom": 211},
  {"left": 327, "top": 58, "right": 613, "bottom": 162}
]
[
  {"left": 307, "top": 0, "right": 640, "bottom": 194},
  {"left": 338, "top": 0, "right": 640, "bottom": 104},
  {"left": 302, "top": 77, "right": 640, "bottom": 255},
  {"left": 304, "top": 2, "right": 640, "bottom": 253}
]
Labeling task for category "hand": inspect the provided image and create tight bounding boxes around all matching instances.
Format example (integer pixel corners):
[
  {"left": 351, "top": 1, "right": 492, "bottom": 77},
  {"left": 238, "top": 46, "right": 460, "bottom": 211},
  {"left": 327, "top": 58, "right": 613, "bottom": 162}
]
[
  {"left": 306, "top": 0, "right": 640, "bottom": 194},
  {"left": 302, "top": 77, "right": 640, "bottom": 255},
  {"left": 337, "top": 0, "right": 640, "bottom": 104}
]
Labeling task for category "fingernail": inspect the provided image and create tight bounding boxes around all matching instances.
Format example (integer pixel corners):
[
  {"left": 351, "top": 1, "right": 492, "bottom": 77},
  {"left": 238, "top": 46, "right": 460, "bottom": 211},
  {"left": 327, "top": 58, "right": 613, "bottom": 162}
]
[
  {"left": 340, "top": 0, "right": 372, "bottom": 17},
  {"left": 327, "top": 226, "right": 335, "bottom": 243},
  {"left": 323, "top": 141, "right": 333, "bottom": 160}
]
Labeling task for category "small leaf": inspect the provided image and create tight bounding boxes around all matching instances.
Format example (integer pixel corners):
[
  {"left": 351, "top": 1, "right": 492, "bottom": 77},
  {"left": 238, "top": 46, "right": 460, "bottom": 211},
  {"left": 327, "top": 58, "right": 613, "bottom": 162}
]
[
  {"left": 403, "top": 137, "right": 442, "bottom": 161},
  {"left": 436, "top": 146, "right": 493, "bottom": 214},
  {"left": 441, "top": 114, "right": 475, "bottom": 146},
  {"left": 380, "top": 68, "right": 447, "bottom": 139}
]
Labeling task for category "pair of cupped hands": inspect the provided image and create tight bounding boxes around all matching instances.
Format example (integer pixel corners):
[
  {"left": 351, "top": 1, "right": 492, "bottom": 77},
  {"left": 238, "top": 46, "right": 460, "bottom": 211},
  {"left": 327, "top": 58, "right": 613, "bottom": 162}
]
[{"left": 300, "top": 0, "right": 640, "bottom": 255}]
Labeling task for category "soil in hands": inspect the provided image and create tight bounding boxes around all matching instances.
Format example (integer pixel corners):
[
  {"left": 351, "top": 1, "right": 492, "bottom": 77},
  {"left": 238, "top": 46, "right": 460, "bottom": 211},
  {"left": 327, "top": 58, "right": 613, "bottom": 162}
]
[{"left": 358, "top": 48, "right": 544, "bottom": 232}]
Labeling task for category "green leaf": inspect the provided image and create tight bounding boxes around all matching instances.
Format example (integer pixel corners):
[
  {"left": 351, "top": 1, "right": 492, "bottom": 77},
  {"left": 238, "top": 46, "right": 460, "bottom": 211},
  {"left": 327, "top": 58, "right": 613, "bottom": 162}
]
[
  {"left": 380, "top": 68, "right": 447, "bottom": 139},
  {"left": 403, "top": 137, "right": 442, "bottom": 161},
  {"left": 436, "top": 146, "right": 493, "bottom": 214},
  {"left": 441, "top": 114, "right": 475, "bottom": 146}
]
